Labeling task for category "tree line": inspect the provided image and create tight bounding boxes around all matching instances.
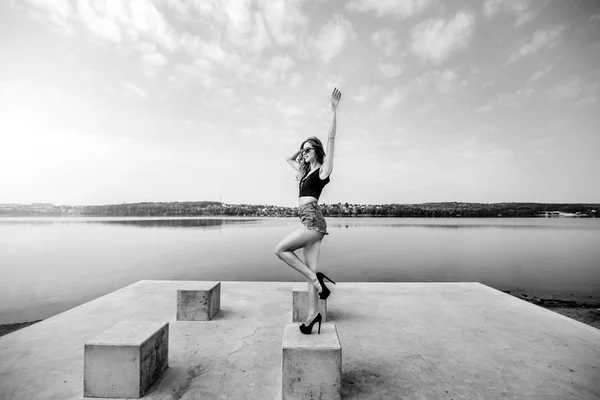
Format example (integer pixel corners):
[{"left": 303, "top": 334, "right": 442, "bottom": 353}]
[{"left": 80, "top": 201, "right": 598, "bottom": 218}]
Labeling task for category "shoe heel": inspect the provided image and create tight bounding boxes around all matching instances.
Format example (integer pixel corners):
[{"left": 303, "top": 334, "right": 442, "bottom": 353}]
[{"left": 322, "top": 273, "right": 336, "bottom": 285}]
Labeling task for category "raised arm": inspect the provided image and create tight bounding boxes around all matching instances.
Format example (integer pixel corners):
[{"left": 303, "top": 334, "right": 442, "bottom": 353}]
[
  {"left": 322, "top": 88, "right": 341, "bottom": 179},
  {"left": 287, "top": 147, "right": 302, "bottom": 171}
]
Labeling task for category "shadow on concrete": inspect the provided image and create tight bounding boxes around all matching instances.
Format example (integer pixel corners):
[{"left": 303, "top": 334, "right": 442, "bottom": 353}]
[
  {"left": 341, "top": 360, "right": 392, "bottom": 399},
  {"left": 145, "top": 363, "right": 211, "bottom": 400},
  {"left": 327, "top": 308, "right": 364, "bottom": 322},
  {"left": 210, "top": 309, "right": 231, "bottom": 321}
]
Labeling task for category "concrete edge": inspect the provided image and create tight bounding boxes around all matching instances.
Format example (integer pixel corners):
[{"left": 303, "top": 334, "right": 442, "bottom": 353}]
[{"left": 474, "top": 282, "right": 600, "bottom": 334}]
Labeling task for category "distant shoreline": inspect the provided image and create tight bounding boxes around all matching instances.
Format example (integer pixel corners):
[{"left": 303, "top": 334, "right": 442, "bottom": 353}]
[
  {"left": 1, "top": 201, "right": 598, "bottom": 219},
  {"left": 1, "top": 292, "right": 598, "bottom": 337}
]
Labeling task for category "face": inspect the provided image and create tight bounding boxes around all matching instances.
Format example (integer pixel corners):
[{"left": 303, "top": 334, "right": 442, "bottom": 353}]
[{"left": 301, "top": 142, "right": 316, "bottom": 162}]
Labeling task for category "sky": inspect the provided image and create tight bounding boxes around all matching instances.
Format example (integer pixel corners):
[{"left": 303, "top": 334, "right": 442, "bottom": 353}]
[{"left": 1, "top": 0, "right": 599, "bottom": 208}]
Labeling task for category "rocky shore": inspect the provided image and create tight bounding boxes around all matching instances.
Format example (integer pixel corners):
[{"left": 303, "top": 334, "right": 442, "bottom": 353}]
[
  {"left": 502, "top": 291, "right": 600, "bottom": 330},
  {"left": 0, "top": 320, "right": 43, "bottom": 338}
]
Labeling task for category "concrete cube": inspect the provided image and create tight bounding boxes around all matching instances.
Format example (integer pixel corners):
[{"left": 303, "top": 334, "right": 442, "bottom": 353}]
[
  {"left": 282, "top": 323, "right": 342, "bottom": 400},
  {"left": 293, "top": 283, "right": 327, "bottom": 323},
  {"left": 177, "top": 282, "right": 221, "bottom": 321},
  {"left": 84, "top": 321, "right": 169, "bottom": 398}
]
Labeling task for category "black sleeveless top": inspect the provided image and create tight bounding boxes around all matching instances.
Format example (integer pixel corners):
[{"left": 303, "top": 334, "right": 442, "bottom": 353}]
[{"left": 299, "top": 168, "right": 330, "bottom": 199}]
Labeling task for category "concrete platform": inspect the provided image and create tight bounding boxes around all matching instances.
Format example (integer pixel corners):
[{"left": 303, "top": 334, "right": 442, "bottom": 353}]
[{"left": 0, "top": 281, "right": 599, "bottom": 400}]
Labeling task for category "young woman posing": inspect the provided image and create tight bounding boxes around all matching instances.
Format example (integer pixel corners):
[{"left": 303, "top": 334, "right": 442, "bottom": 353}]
[{"left": 275, "top": 88, "right": 342, "bottom": 335}]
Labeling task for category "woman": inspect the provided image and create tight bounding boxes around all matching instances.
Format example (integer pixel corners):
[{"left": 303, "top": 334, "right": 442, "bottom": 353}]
[{"left": 275, "top": 87, "right": 342, "bottom": 335}]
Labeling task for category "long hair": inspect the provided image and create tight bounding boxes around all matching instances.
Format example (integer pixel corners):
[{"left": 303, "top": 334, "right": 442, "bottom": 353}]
[{"left": 295, "top": 136, "right": 326, "bottom": 183}]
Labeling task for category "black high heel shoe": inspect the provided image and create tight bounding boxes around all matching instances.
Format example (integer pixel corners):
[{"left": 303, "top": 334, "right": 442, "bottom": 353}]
[
  {"left": 316, "top": 272, "right": 336, "bottom": 300},
  {"left": 299, "top": 312, "right": 322, "bottom": 335}
]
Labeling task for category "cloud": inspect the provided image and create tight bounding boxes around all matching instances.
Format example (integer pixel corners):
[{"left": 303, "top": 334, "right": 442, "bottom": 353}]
[
  {"left": 185, "top": 0, "right": 272, "bottom": 57},
  {"left": 415, "top": 99, "right": 436, "bottom": 114},
  {"left": 249, "top": 11, "right": 272, "bottom": 54},
  {"left": 122, "top": 81, "right": 148, "bottom": 99},
  {"left": 590, "top": 14, "right": 600, "bottom": 22},
  {"left": 351, "top": 85, "right": 380, "bottom": 103},
  {"left": 410, "top": 11, "right": 476, "bottom": 64},
  {"left": 276, "top": 102, "right": 304, "bottom": 117},
  {"left": 254, "top": 55, "right": 297, "bottom": 85},
  {"left": 378, "top": 62, "right": 403, "bottom": 78},
  {"left": 21, "top": 0, "right": 76, "bottom": 37},
  {"left": 379, "top": 87, "right": 406, "bottom": 111},
  {"left": 483, "top": 0, "right": 544, "bottom": 27},
  {"left": 372, "top": 28, "right": 399, "bottom": 57},
  {"left": 127, "top": 0, "right": 179, "bottom": 51},
  {"left": 197, "top": 41, "right": 242, "bottom": 69},
  {"left": 572, "top": 97, "right": 598, "bottom": 108},
  {"left": 346, "top": 0, "right": 436, "bottom": 19},
  {"left": 475, "top": 104, "right": 493, "bottom": 113},
  {"left": 141, "top": 52, "right": 168, "bottom": 67},
  {"left": 21, "top": 0, "right": 180, "bottom": 53},
  {"left": 527, "top": 55, "right": 562, "bottom": 84},
  {"left": 288, "top": 73, "right": 303, "bottom": 89},
  {"left": 476, "top": 88, "right": 533, "bottom": 112},
  {"left": 90, "top": 1, "right": 130, "bottom": 25},
  {"left": 25, "top": 0, "right": 72, "bottom": 19},
  {"left": 134, "top": 40, "right": 154, "bottom": 52},
  {"left": 22, "top": 0, "right": 181, "bottom": 51},
  {"left": 77, "top": 0, "right": 123, "bottom": 43},
  {"left": 268, "top": 55, "right": 296, "bottom": 73},
  {"left": 313, "top": 14, "right": 355, "bottom": 65},
  {"left": 507, "top": 26, "right": 564, "bottom": 64},
  {"left": 259, "top": 0, "right": 309, "bottom": 47},
  {"left": 132, "top": 39, "right": 168, "bottom": 77},
  {"left": 221, "top": 0, "right": 254, "bottom": 38},
  {"left": 549, "top": 76, "right": 582, "bottom": 101},
  {"left": 169, "top": 63, "right": 213, "bottom": 90},
  {"left": 417, "top": 69, "right": 463, "bottom": 94}
]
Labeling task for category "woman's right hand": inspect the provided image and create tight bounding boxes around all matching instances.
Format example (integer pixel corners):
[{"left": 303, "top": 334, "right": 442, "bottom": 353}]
[{"left": 330, "top": 87, "right": 342, "bottom": 111}]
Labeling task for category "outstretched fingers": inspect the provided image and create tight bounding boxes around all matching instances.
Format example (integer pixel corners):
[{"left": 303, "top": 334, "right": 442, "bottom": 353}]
[
  {"left": 332, "top": 87, "right": 342, "bottom": 100},
  {"left": 331, "top": 87, "right": 342, "bottom": 110}
]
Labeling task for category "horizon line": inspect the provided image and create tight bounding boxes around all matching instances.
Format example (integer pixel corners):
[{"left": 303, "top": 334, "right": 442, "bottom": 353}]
[{"left": 2, "top": 201, "right": 599, "bottom": 207}]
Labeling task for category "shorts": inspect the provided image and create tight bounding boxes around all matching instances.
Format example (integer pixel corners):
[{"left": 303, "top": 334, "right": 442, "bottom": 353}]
[{"left": 299, "top": 202, "right": 329, "bottom": 235}]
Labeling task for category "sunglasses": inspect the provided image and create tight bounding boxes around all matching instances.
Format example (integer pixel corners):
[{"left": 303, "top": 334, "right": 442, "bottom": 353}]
[{"left": 301, "top": 147, "right": 314, "bottom": 155}]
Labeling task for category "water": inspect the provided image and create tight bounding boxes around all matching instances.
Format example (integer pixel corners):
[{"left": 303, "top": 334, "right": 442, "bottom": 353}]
[{"left": 1, "top": 217, "right": 599, "bottom": 324}]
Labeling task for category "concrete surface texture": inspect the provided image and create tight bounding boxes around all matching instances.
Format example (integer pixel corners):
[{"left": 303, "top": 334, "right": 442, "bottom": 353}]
[
  {"left": 282, "top": 322, "right": 342, "bottom": 400},
  {"left": 0, "top": 281, "right": 599, "bottom": 399},
  {"left": 176, "top": 281, "right": 221, "bottom": 321},
  {"left": 84, "top": 321, "right": 169, "bottom": 398},
  {"left": 292, "top": 283, "right": 327, "bottom": 323}
]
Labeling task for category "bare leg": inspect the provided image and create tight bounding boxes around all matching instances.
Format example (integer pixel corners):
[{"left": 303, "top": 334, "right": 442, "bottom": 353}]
[
  {"left": 303, "top": 239, "right": 322, "bottom": 324},
  {"left": 275, "top": 225, "right": 325, "bottom": 292}
]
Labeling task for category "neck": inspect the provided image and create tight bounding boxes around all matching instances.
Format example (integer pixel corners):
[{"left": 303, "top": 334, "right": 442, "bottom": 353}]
[{"left": 309, "top": 161, "right": 321, "bottom": 170}]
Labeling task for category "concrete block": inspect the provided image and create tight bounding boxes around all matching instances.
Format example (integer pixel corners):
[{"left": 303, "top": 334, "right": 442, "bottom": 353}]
[
  {"left": 293, "top": 283, "right": 327, "bottom": 323},
  {"left": 282, "top": 323, "right": 342, "bottom": 400},
  {"left": 177, "top": 281, "right": 221, "bottom": 321},
  {"left": 84, "top": 321, "right": 169, "bottom": 398}
]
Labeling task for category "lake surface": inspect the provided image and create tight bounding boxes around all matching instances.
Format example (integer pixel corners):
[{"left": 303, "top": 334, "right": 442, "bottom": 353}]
[{"left": 1, "top": 217, "right": 599, "bottom": 324}]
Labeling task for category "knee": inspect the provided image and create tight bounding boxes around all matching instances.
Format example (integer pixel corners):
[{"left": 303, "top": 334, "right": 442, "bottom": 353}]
[{"left": 274, "top": 245, "right": 285, "bottom": 258}]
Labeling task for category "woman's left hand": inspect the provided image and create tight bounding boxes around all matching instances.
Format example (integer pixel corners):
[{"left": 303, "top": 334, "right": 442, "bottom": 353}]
[{"left": 330, "top": 87, "right": 341, "bottom": 111}]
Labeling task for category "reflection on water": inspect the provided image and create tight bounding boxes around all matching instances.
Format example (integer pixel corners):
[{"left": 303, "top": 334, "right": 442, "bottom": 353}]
[
  {"left": 91, "top": 219, "right": 262, "bottom": 229},
  {"left": 0, "top": 218, "right": 264, "bottom": 229},
  {"left": 0, "top": 216, "right": 599, "bottom": 324},
  {"left": 330, "top": 223, "right": 584, "bottom": 230},
  {"left": 329, "top": 220, "right": 599, "bottom": 230}
]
